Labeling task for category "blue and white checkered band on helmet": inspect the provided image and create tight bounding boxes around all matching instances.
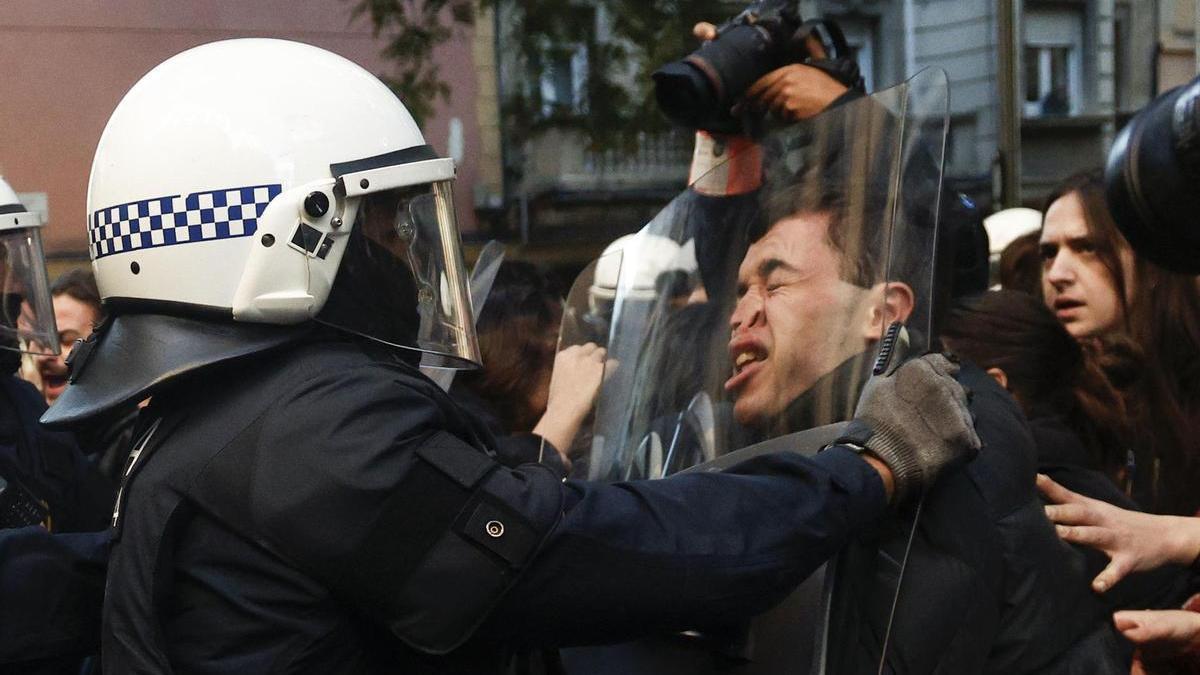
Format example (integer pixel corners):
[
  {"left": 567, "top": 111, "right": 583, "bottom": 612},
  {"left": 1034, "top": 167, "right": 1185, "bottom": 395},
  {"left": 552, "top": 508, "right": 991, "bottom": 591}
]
[{"left": 89, "top": 184, "right": 282, "bottom": 259}]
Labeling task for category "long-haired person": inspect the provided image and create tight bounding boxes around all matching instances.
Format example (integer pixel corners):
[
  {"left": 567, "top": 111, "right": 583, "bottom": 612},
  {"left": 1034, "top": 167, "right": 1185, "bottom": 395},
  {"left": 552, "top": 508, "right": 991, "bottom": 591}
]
[{"left": 1039, "top": 169, "right": 1200, "bottom": 515}]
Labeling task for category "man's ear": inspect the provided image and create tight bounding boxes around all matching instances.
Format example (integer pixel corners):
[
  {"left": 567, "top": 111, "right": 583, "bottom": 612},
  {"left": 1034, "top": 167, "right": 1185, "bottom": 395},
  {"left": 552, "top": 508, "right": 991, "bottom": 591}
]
[
  {"left": 861, "top": 282, "right": 915, "bottom": 340},
  {"left": 985, "top": 366, "right": 1009, "bottom": 390}
]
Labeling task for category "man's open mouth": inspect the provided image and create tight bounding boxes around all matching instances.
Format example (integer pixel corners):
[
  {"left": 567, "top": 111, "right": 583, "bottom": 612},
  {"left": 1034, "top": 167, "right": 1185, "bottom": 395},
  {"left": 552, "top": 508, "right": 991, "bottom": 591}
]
[{"left": 726, "top": 340, "right": 768, "bottom": 392}]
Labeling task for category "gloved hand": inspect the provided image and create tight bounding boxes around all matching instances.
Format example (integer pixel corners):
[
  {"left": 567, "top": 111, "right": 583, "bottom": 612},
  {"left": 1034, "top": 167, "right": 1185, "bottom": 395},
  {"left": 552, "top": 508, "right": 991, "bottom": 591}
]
[{"left": 849, "top": 353, "right": 981, "bottom": 505}]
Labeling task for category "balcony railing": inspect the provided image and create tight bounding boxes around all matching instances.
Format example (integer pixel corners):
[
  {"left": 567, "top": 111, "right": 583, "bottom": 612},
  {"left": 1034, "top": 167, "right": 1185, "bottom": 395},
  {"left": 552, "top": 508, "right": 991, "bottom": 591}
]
[{"left": 525, "top": 128, "right": 691, "bottom": 194}]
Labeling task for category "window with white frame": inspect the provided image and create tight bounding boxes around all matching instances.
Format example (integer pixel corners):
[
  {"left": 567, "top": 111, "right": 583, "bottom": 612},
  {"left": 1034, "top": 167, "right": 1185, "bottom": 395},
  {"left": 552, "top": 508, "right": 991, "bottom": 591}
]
[
  {"left": 538, "top": 44, "right": 589, "bottom": 117},
  {"left": 1024, "top": 8, "right": 1083, "bottom": 117}
]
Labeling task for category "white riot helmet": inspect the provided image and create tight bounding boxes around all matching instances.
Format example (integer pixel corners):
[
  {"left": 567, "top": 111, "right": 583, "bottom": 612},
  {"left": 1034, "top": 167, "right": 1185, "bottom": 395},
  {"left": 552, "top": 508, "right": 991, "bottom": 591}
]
[
  {"left": 46, "top": 39, "right": 478, "bottom": 426},
  {"left": 0, "top": 176, "right": 58, "bottom": 358}
]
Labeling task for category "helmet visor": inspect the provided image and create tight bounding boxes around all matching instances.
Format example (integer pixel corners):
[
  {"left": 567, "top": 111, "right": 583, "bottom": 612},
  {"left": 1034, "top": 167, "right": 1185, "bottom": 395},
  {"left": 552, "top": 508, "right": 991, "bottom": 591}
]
[
  {"left": 1, "top": 227, "right": 59, "bottom": 356},
  {"left": 317, "top": 180, "right": 480, "bottom": 368}
]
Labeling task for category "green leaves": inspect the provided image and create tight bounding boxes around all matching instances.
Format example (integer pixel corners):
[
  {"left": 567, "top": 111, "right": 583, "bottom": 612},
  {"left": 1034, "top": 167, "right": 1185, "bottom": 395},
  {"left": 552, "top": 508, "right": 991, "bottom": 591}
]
[
  {"left": 347, "top": 0, "right": 731, "bottom": 148},
  {"left": 347, "top": 0, "right": 475, "bottom": 125}
]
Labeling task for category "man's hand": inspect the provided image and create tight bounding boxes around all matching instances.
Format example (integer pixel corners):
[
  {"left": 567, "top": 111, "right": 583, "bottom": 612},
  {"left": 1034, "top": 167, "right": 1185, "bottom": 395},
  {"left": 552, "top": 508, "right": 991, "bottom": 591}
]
[
  {"left": 691, "top": 22, "right": 849, "bottom": 122},
  {"left": 742, "top": 65, "right": 849, "bottom": 121},
  {"left": 852, "top": 353, "right": 981, "bottom": 505},
  {"left": 1038, "top": 474, "right": 1200, "bottom": 592},
  {"left": 692, "top": 21, "right": 718, "bottom": 41},
  {"left": 533, "top": 343, "right": 610, "bottom": 462}
]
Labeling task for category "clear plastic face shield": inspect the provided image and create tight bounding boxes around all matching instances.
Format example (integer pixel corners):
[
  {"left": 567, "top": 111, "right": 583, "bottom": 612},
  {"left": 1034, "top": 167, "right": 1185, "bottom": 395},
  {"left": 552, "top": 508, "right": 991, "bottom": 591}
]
[
  {"left": 317, "top": 162, "right": 480, "bottom": 369},
  {"left": 555, "top": 70, "right": 949, "bottom": 482},
  {"left": 0, "top": 207, "right": 59, "bottom": 358}
]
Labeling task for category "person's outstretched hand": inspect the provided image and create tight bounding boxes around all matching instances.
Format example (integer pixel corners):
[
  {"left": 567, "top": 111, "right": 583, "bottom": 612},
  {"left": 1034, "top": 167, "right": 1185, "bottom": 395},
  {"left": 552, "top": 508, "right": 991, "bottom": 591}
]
[
  {"left": 1117, "top": 609, "right": 1200, "bottom": 673},
  {"left": 1038, "top": 473, "right": 1200, "bottom": 592}
]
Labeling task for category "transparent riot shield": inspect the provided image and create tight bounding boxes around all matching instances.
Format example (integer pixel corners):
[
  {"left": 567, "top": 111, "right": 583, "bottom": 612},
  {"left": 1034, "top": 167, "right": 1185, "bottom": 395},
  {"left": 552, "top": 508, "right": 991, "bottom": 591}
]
[
  {"left": 818, "top": 67, "right": 950, "bottom": 675},
  {"left": 539, "top": 248, "right": 623, "bottom": 469},
  {"left": 557, "top": 69, "right": 949, "bottom": 674},
  {"left": 421, "top": 239, "right": 505, "bottom": 390},
  {"left": 579, "top": 70, "right": 947, "bottom": 484}
]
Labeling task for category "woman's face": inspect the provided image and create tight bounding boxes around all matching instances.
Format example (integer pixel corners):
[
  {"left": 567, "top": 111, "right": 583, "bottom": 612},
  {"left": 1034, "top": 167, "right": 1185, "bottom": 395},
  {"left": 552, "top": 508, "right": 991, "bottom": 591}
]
[{"left": 1039, "top": 191, "right": 1135, "bottom": 339}]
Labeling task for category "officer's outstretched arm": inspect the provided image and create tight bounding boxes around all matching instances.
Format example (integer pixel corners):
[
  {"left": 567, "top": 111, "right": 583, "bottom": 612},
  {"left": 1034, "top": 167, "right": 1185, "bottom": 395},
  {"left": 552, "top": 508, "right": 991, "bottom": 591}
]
[
  {"left": 480, "top": 353, "right": 979, "bottom": 646},
  {"left": 231, "top": 353, "right": 975, "bottom": 654},
  {"left": 0, "top": 528, "right": 109, "bottom": 664}
]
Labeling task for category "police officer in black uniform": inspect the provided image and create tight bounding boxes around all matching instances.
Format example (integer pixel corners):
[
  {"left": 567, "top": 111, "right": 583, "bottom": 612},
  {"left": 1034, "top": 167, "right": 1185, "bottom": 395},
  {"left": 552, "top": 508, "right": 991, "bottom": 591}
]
[
  {"left": 0, "top": 178, "right": 113, "bottom": 674},
  {"left": 41, "top": 39, "right": 980, "bottom": 673}
]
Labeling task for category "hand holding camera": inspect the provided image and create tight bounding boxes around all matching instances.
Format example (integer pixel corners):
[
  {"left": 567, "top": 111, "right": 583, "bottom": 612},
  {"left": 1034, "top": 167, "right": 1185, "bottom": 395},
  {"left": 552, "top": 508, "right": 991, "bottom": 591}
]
[{"left": 654, "top": 0, "right": 862, "bottom": 133}]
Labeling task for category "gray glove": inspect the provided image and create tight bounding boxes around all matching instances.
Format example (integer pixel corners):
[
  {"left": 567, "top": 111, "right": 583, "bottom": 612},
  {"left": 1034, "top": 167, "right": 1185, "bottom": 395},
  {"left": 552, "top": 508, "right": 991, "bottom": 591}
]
[{"left": 847, "top": 353, "right": 981, "bottom": 505}]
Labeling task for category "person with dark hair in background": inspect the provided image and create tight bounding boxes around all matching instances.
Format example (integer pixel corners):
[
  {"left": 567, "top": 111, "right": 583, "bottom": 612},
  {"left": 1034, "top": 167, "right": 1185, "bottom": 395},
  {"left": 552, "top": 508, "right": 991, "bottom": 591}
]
[
  {"left": 1039, "top": 168, "right": 1200, "bottom": 516},
  {"left": 29, "top": 268, "right": 138, "bottom": 485},
  {"left": 33, "top": 269, "right": 102, "bottom": 407},
  {"left": 0, "top": 179, "right": 113, "bottom": 674},
  {"left": 942, "top": 290, "right": 1131, "bottom": 484},
  {"left": 451, "top": 261, "right": 606, "bottom": 472}
]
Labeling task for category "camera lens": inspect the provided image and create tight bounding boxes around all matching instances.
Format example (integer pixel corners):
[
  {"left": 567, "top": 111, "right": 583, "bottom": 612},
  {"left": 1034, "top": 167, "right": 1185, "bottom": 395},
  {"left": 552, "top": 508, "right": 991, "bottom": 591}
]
[
  {"left": 653, "top": 62, "right": 719, "bottom": 128},
  {"left": 1106, "top": 81, "right": 1200, "bottom": 273},
  {"left": 653, "top": 23, "right": 780, "bottom": 132}
]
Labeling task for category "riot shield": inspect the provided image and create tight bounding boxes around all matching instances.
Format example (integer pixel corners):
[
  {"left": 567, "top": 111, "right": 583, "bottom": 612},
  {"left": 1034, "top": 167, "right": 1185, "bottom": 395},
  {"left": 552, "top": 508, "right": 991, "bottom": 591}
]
[
  {"left": 580, "top": 70, "right": 948, "bottom": 483},
  {"left": 559, "top": 69, "right": 949, "bottom": 674},
  {"left": 421, "top": 239, "right": 505, "bottom": 390},
  {"left": 540, "top": 248, "right": 624, "bottom": 468}
]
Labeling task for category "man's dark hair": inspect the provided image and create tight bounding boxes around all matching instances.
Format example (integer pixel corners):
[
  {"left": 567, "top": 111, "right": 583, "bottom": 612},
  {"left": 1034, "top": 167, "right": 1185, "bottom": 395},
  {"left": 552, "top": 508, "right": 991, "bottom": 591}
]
[
  {"left": 760, "top": 177, "right": 889, "bottom": 288},
  {"left": 51, "top": 268, "right": 103, "bottom": 320}
]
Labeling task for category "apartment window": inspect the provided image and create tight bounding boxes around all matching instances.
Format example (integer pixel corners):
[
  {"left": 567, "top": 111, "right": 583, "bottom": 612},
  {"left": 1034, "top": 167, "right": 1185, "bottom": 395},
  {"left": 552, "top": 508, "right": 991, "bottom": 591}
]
[
  {"left": 538, "top": 45, "right": 588, "bottom": 117},
  {"left": 1024, "top": 45, "right": 1073, "bottom": 115},
  {"left": 1024, "top": 8, "right": 1083, "bottom": 117}
]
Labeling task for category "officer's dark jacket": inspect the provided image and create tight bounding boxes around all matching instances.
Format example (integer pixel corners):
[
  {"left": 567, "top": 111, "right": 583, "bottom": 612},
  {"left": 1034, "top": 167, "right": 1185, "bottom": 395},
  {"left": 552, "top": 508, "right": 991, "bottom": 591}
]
[
  {"left": 0, "top": 376, "right": 113, "bottom": 534},
  {"left": 447, "top": 382, "right": 568, "bottom": 476},
  {"left": 103, "top": 336, "right": 888, "bottom": 674},
  {"left": 0, "top": 376, "right": 114, "bottom": 674}
]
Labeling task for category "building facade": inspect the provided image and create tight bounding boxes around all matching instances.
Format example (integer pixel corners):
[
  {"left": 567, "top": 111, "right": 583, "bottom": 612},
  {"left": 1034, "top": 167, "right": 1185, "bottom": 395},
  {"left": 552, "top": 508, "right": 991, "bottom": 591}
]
[
  {"left": 0, "top": 1, "right": 481, "bottom": 269},
  {"left": 476, "top": 0, "right": 1167, "bottom": 268}
]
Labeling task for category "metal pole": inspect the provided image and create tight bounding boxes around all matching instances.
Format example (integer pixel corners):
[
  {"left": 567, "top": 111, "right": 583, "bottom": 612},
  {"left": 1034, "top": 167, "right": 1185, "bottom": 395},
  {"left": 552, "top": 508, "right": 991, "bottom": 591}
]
[{"left": 996, "top": 0, "right": 1024, "bottom": 208}]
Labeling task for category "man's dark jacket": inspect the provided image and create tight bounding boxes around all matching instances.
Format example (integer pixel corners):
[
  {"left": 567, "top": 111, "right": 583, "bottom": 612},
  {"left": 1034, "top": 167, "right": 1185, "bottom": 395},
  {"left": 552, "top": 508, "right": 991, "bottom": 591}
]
[{"left": 824, "top": 363, "right": 1131, "bottom": 674}]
